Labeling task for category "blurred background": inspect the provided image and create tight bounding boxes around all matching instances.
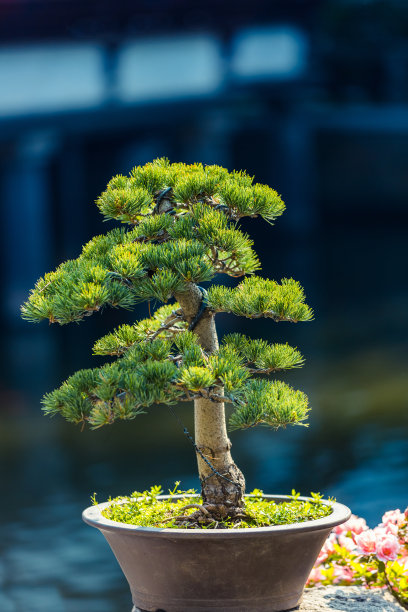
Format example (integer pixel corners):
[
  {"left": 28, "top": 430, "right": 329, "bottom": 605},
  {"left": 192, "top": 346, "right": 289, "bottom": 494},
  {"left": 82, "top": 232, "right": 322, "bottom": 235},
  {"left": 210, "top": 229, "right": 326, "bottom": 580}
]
[{"left": 0, "top": 0, "right": 407, "bottom": 610}]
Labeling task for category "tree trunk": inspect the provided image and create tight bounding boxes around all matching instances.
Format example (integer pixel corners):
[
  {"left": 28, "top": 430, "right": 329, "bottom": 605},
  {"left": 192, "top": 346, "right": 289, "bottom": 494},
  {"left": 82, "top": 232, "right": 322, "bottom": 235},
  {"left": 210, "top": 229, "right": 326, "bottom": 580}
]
[{"left": 175, "top": 285, "right": 245, "bottom": 515}]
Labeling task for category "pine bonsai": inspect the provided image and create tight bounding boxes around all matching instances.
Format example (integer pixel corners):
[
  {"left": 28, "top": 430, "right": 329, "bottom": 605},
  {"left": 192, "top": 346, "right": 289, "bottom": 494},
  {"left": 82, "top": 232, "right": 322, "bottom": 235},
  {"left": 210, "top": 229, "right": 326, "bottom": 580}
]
[{"left": 22, "top": 158, "right": 313, "bottom": 524}]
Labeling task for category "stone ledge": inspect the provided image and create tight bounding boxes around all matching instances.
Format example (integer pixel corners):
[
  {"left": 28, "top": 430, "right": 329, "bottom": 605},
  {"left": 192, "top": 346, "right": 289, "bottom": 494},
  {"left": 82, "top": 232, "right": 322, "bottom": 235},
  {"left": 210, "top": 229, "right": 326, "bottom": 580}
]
[
  {"left": 300, "top": 586, "right": 405, "bottom": 611},
  {"left": 134, "top": 587, "right": 405, "bottom": 611}
]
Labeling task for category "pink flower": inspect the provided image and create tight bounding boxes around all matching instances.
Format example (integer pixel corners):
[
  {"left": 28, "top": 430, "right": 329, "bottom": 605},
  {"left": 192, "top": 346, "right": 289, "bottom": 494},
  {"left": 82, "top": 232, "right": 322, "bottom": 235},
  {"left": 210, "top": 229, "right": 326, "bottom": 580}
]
[
  {"left": 373, "top": 526, "right": 388, "bottom": 538},
  {"left": 308, "top": 567, "right": 324, "bottom": 584},
  {"left": 317, "top": 533, "right": 337, "bottom": 563},
  {"left": 355, "top": 530, "right": 377, "bottom": 555},
  {"left": 333, "top": 524, "right": 347, "bottom": 535},
  {"left": 375, "top": 534, "right": 400, "bottom": 563},
  {"left": 382, "top": 522, "right": 399, "bottom": 536},
  {"left": 381, "top": 509, "right": 405, "bottom": 528},
  {"left": 333, "top": 515, "right": 367, "bottom": 535},
  {"left": 374, "top": 522, "right": 400, "bottom": 538},
  {"left": 340, "top": 566, "right": 355, "bottom": 583},
  {"left": 317, "top": 549, "right": 328, "bottom": 564},
  {"left": 326, "top": 533, "right": 338, "bottom": 550},
  {"left": 338, "top": 534, "right": 357, "bottom": 552},
  {"left": 332, "top": 564, "right": 355, "bottom": 584}
]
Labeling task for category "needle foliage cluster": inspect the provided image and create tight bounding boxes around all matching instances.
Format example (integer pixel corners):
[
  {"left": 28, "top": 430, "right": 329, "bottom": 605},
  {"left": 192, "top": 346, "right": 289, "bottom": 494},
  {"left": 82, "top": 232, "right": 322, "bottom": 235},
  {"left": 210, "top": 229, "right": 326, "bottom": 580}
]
[{"left": 22, "top": 158, "right": 313, "bottom": 434}]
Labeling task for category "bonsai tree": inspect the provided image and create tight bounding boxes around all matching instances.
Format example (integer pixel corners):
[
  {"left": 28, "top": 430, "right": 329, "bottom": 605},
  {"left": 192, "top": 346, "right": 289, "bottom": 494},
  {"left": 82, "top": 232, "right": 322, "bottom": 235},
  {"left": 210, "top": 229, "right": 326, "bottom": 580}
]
[{"left": 22, "top": 158, "right": 313, "bottom": 523}]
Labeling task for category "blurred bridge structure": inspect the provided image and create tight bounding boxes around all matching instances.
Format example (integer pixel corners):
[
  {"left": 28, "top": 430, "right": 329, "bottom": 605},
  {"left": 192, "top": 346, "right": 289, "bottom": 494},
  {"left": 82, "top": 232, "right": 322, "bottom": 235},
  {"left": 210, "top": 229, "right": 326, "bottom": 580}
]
[{"left": 1, "top": 0, "right": 408, "bottom": 401}]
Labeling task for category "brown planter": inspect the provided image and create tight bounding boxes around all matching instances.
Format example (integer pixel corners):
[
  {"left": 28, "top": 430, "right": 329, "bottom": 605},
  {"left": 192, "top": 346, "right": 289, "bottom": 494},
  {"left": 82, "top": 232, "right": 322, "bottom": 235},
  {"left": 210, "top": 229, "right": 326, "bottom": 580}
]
[{"left": 83, "top": 494, "right": 350, "bottom": 612}]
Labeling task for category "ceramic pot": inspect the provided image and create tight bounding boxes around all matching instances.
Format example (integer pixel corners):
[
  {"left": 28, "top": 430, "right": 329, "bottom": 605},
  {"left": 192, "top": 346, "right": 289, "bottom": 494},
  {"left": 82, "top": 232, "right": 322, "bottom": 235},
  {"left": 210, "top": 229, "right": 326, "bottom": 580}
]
[{"left": 83, "top": 494, "right": 350, "bottom": 612}]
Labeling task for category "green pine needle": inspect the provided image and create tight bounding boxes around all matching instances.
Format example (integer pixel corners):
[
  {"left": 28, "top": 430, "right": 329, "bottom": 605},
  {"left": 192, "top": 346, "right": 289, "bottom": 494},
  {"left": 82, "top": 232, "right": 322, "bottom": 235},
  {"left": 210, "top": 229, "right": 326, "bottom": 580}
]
[
  {"left": 207, "top": 276, "right": 314, "bottom": 322},
  {"left": 23, "top": 159, "right": 313, "bottom": 434},
  {"left": 221, "top": 334, "right": 304, "bottom": 371},
  {"left": 229, "top": 380, "right": 310, "bottom": 430}
]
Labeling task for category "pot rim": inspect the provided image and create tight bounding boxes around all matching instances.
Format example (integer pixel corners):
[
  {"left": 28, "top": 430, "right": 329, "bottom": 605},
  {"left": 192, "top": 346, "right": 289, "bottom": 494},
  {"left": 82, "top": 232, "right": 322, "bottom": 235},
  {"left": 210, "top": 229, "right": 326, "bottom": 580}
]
[{"left": 82, "top": 494, "right": 351, "bottom": 538}]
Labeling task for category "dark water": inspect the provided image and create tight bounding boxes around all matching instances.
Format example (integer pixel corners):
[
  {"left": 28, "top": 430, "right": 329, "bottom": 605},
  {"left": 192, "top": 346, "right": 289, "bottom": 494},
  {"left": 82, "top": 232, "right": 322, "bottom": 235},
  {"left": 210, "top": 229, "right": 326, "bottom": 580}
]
[{"left": 1, "top": 229, "right": 407, "bottom": 611}]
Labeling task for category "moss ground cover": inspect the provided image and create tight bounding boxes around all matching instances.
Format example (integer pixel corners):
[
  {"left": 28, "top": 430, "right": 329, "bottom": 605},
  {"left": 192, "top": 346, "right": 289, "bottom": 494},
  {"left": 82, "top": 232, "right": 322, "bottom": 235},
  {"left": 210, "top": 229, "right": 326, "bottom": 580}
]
[{"left": 98, "top": 485, "right": 333, "bottom": 529}]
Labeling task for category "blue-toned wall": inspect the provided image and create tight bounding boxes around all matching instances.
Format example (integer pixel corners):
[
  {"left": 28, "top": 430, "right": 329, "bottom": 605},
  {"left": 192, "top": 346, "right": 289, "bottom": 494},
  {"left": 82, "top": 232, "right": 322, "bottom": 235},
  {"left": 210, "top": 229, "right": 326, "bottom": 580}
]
[{"left": 0, "top": 2, "right": 407, "bottom": 609}]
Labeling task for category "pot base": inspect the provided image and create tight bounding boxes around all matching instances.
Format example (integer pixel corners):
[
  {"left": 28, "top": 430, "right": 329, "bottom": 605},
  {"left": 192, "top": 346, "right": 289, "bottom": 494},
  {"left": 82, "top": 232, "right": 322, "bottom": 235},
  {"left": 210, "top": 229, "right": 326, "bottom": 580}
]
[
  {"left": 131, "top": 591, "right": 303, "bottom": 611},
  {"left": 133, "top": 602, "right": 301, "bottom": 612},
  {"left": 133, "top": 603, "right": 301, "bottom": 612}
]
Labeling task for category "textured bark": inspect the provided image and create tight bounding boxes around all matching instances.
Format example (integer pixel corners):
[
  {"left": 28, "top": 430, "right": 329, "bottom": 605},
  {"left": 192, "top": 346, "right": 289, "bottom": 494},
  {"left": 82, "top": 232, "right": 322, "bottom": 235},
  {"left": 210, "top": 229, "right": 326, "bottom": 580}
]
[{"left": 175, "top": 285, "right": 245, "bottom": 515}]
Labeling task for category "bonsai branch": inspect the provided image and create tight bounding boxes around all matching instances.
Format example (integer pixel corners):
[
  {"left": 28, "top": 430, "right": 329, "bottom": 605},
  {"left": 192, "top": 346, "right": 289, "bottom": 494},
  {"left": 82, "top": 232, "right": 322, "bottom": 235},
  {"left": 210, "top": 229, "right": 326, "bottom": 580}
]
[
  {"left": 177, "top": 390, "right": 232, "bottom": 404},
  {"left": 147, "top": 309, "right": 185, "bottom": 340}
]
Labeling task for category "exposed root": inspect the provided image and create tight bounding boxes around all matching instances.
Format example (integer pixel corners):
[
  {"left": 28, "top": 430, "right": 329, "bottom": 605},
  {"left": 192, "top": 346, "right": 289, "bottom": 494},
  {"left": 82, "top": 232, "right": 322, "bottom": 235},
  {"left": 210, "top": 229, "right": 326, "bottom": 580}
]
[
  {"left": 161, "top": 503, "right": 253, "bottom": 529},
  {"left": 178, "top": 503, "right": 211, "bottom": 517}
]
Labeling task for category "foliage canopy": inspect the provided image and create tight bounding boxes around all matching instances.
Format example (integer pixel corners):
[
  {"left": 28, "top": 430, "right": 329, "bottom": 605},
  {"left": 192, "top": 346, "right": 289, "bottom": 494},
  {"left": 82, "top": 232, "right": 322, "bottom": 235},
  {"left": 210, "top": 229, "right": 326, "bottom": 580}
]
[{"left": 22, "top": 158, "right": 313, "bottom": 433}]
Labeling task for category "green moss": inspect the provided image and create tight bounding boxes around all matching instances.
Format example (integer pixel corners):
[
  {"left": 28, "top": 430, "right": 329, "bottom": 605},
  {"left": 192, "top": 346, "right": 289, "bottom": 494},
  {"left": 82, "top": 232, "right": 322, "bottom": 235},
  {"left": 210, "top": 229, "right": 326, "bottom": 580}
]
[{"left": 99, "top": 485, "right": 333, "bottom": 529}]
